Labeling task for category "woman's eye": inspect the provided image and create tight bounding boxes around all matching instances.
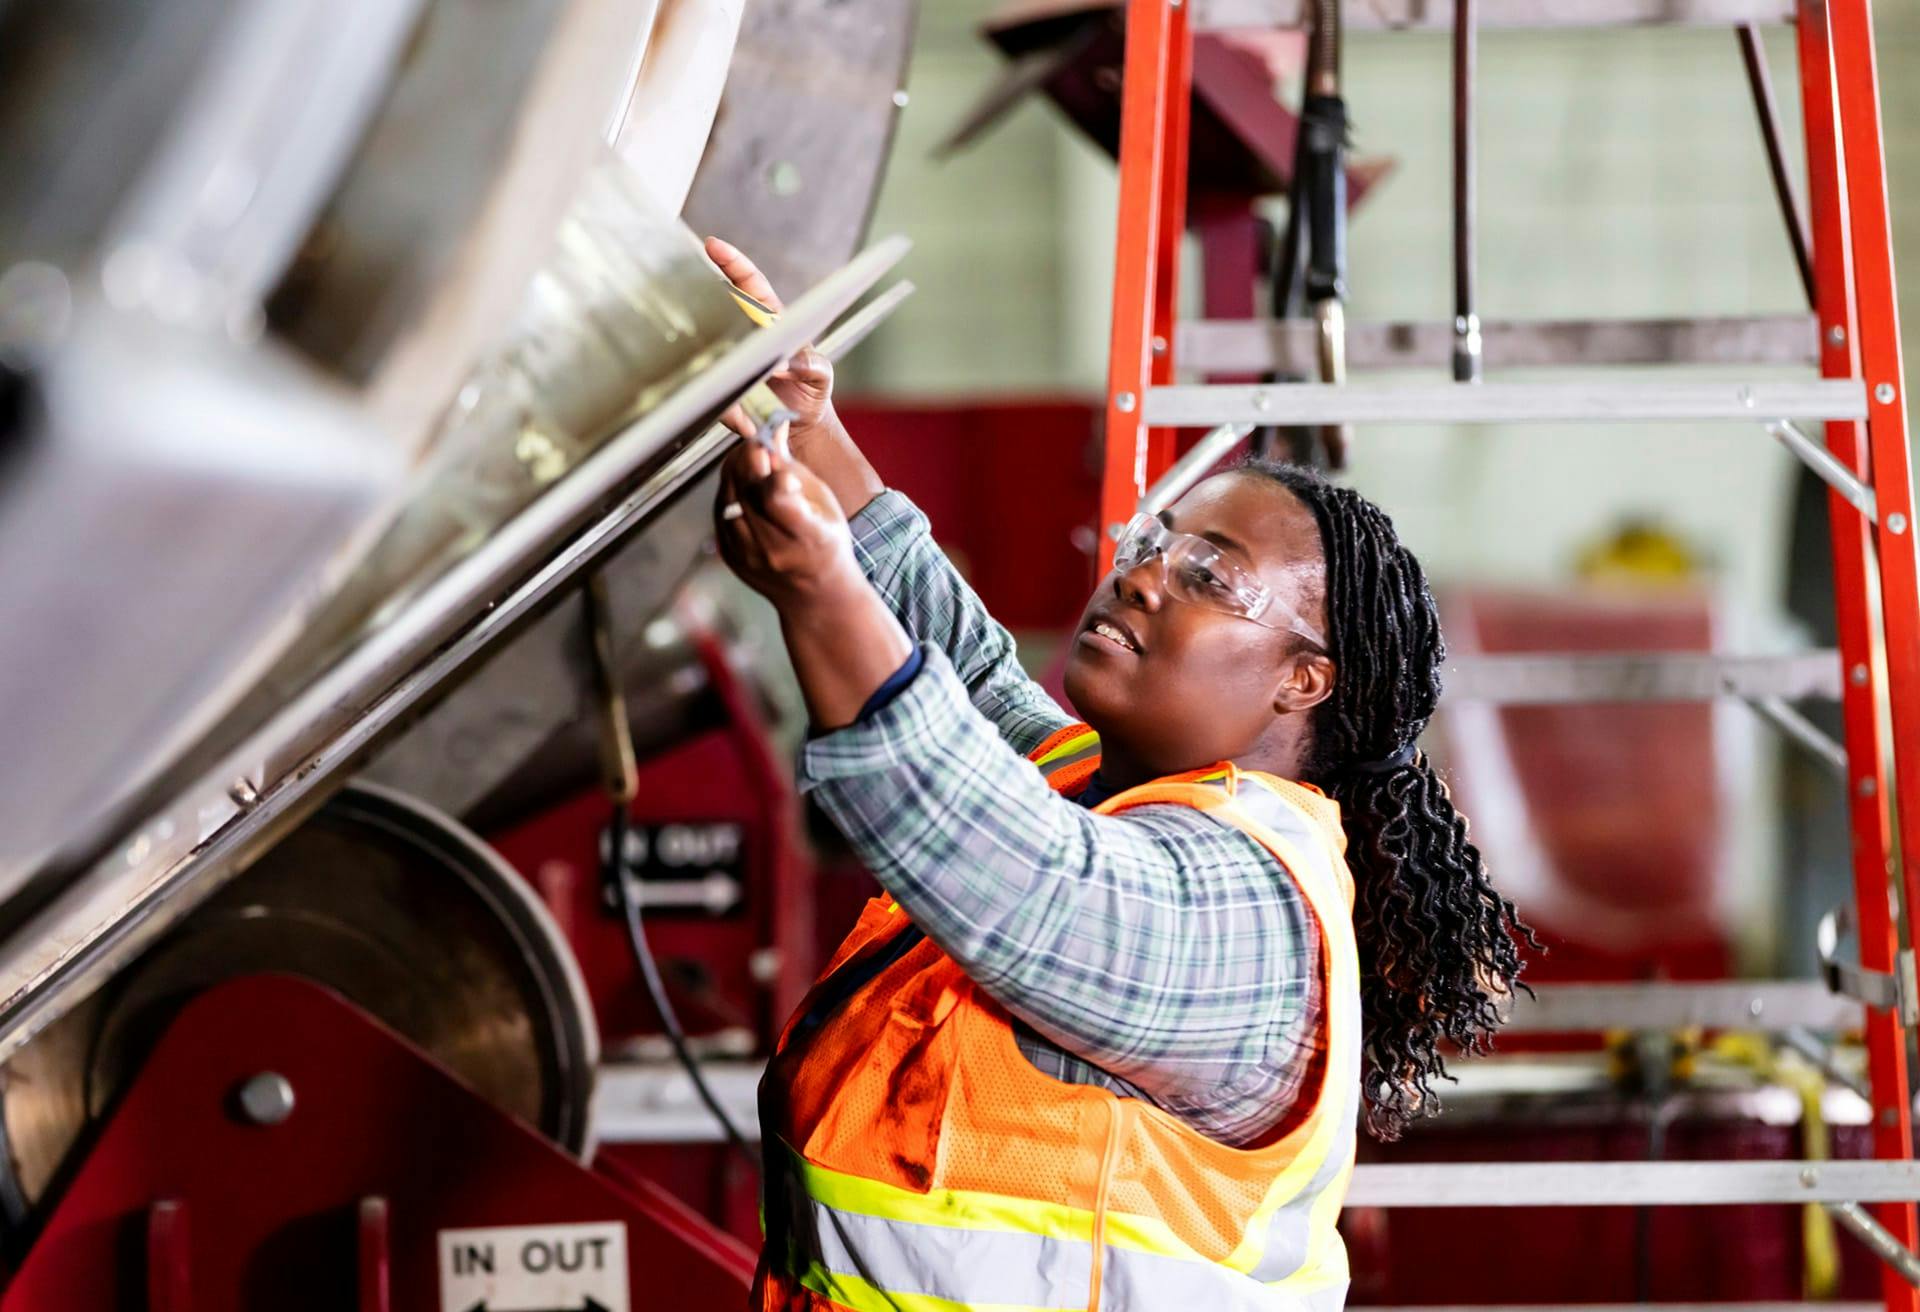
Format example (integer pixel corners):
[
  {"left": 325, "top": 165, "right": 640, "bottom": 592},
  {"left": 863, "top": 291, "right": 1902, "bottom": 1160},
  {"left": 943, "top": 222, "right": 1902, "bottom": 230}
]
[{"left": 1189, "top": 566, "right": 1232, "bottom": 595}]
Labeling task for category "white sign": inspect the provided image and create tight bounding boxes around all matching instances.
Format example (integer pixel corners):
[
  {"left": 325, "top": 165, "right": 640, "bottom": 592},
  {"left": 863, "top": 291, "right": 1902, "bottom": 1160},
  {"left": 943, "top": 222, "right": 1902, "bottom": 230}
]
[{"left": 438, "top": 1221, "right": 629, "bottom": 1312}]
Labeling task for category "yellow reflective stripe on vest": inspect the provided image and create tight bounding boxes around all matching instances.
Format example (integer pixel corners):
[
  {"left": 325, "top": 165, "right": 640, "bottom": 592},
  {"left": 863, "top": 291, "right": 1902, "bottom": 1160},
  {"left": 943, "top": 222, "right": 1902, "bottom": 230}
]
[
  {"left": 786, "top": 1148, "right": 1341, "bottom": 1312},
  {"left": 1097, "top": 774, "right": 1360, "bottom": 1283},
  {"left": 1034, "top": 730, "right": 1100, "bottom": 772}
]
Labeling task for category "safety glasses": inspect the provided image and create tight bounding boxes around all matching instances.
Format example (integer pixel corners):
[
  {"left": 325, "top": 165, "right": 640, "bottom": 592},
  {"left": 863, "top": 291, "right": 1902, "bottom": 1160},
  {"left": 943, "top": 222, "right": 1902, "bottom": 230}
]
[{"left": 1112, "top": 512, "right": 1328, "bottom": 650}]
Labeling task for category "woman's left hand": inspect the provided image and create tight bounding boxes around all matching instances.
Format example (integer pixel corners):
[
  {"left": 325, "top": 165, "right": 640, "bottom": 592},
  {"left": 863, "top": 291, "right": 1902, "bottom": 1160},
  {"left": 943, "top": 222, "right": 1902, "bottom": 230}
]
[{"left": 714, "top": 421, "right": 862, "bottom": 612}]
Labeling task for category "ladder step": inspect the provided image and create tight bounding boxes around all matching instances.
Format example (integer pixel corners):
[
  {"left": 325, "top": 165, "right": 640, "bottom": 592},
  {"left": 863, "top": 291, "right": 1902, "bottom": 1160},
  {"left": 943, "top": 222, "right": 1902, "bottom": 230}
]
[
  {"left": 1176, "top": 315, "right": 1818, "bottom": 374},
  {"left": 1195, "top": 0, "right": 1795, "bottom": 32},
  {"left": 1346, "top": 1160, "right": 1920, "bottom": 1207},
  {"left": 1444, "top": 651, "right": 1841, "bottom": 704},
  {"left": 1506, "top": 981, "right": 1861, "bottom": 1034},
  {"left": 1143, "top": 380, "right": 1867, "bottom": 428}
]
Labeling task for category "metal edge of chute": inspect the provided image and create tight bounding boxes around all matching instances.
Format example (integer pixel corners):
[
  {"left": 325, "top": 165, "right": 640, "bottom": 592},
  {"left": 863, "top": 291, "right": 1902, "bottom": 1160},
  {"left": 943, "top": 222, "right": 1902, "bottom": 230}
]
[{"left": 0, "top": 235, "right": 912, "bottom": 1076}]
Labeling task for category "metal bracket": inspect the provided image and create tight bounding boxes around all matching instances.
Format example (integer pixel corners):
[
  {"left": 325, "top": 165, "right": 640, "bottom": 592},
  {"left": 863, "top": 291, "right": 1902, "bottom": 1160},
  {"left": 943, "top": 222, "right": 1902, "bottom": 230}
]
[
  {"left": 1138, "top": 422, "right": 1255, "bottom": 516},
  {"left": 1826, "top": 1200, "right": 1920, "bottom": 1287},
  {"left": 1741, "top": 693, "right": 1848, "bottom": 778},
  {"left": 1818, "top": 903, "right": 1919, "bottom": 1025},
  {"left": 1769, "top": 418, "right": 1876, "bottom": 520}
]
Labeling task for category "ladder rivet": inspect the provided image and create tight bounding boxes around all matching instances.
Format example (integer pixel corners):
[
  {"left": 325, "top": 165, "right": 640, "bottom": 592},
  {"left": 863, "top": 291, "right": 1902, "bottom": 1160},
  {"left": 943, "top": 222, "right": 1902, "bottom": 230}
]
[
  {"left": 1737, "top": 385, "right": 1754, "bottom": 408},
  {"left": 1884, "top": 1107, "right": 1900, "bottom": 1128},
  {"left": 1748, "top": 998, "right": 1765, "bottom": 1018},
  {"left": 1151, "top": 335, "right": 1168, "bottom": 356},
  {"left": 1852, "top": 663, "right": 1870, "bottom": 686},
  {"left": 1859, "top": 777, "right": 1878, "bottom": 797},
  {"left": 1889, "top": 512, "right": 1909, "bottom": 535},
  {"left": 1829, "top": 325, "right": 1847, "bottom": 346},
  {"left": 1252, "top": 390, "right": 1272, "bottom": 413},
  {"left": 1115, "top": 391, "right": 1136, "bottom": 413},
  {"left": 1875, "top": 382, "right": 1897, "bottom": 404},
  {"left": 1800, "top": 1166, "right": 1820, "bottom": 1188}
]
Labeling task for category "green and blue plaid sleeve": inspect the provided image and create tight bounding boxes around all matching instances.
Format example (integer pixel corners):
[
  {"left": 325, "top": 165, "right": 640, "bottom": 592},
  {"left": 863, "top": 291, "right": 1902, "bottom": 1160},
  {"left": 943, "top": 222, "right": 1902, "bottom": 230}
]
[
  {"left": 847, "top": 490, "right": 1074, "bottom": 755},
  {"left": 797, "top": 641, "right": 1322, "bottom": 1147}
]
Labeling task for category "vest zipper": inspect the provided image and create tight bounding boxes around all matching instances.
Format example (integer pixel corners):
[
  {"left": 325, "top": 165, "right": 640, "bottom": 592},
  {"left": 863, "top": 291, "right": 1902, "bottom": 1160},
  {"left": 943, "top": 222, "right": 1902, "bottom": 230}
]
[{"left": 1086, "top": 1100, "right": 1128, "bottom": 1311}]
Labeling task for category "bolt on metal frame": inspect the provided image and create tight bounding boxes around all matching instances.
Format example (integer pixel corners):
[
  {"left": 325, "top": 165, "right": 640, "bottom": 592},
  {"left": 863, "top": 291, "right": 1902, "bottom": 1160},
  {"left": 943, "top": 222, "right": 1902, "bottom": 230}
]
[{"left": 1098, "top": 0, "right": 1920, "bottom": 1300}]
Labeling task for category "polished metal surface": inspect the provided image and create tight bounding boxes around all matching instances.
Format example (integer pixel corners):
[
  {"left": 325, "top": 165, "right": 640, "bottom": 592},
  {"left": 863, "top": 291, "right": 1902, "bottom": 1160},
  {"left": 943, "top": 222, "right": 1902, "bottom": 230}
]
[
  {"left": 0, "top": 784, "right": 596, "bottom": 1227},
  {"left": 0, "top": 240, "right": 908, "bottom": 1069},
  {"left": 681, "top": 0, "right": 916, "bottom": 298},
  {"left": 366, "top": 279, "right": 917, "bottom": 821}
]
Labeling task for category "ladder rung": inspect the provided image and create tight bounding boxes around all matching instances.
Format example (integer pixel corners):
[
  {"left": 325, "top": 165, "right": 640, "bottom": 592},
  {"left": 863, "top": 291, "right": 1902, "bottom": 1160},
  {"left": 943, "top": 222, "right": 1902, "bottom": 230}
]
[
  {"left": 1346, "top": 1160, "right": 1920, "bottom": 1207},
  {"left": 1445, "top": 651, "right": 1841, "bottom": 704},
  {"left": 1195, "top": 0, "right": 1795, "bottom": 32},
  {"left": 1143, "top": 380, "right": 1868, "bottom": 428},
  {"left": 1506, "top": 981, "right": 1862, "bottom": 1034},
  {"left": 1176, "top": 315, "right": 1818, "bottom": 374}
]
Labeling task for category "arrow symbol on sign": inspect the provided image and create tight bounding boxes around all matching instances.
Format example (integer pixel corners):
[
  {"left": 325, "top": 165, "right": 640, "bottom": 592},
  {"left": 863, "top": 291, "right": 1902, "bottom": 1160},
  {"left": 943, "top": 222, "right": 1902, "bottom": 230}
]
[{"left": 463, "top": 1301, "right": 611, "bottom": 1312}]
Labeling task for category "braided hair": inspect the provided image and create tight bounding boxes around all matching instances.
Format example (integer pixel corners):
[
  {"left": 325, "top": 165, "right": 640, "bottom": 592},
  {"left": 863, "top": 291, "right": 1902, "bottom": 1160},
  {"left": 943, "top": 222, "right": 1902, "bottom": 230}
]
[{"left": 1242, "top": 459, "right": 1536, "bottom": 1141}]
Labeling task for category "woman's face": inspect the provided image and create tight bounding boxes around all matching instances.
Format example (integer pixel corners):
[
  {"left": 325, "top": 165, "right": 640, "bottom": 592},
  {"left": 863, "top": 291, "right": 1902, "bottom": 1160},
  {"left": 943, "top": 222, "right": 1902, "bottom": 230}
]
[{"left": 1062, "top": 472, "right": 1334, "bottom": 776}]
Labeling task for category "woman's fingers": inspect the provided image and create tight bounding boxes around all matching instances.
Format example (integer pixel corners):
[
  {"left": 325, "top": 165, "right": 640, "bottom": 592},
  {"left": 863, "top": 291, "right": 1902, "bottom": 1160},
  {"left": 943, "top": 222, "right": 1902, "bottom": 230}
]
[
  {"left": 704, "top": 236, "right": 783, "bottom": 313},
  {"left": 719, "top": 401, "right": 754, "bottom": 439}
]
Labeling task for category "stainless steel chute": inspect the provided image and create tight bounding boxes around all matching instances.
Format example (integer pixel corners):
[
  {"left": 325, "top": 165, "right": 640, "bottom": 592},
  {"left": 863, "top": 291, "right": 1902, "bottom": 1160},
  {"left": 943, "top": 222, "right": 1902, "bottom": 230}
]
[{"left": 0, "top": 0, "right": 915, "bottom": 1077}]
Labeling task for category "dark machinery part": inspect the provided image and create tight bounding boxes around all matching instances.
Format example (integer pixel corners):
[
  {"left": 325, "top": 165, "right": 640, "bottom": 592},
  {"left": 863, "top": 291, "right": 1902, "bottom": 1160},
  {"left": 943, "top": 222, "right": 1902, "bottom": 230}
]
[
  {"left": 0, "top": 783, "right": 597, "bottom": 1234},
  {"left": 581, "top": 573, "right": 759, "bottom": 1168},
  {"left": 1736, "top": 23, "right": 1816, "bottom": 307},
  {"left": 1453, "top": 0, "right": 1482, "bottom": 383},
  {"left": 1272, "top": 0, "right": 1351, "bottom": 468}
]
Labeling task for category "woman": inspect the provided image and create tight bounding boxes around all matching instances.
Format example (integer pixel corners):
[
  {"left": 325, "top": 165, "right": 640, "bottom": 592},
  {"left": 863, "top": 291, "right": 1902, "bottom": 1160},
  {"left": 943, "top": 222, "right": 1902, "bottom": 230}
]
[{"left": 707, "top": 239, "right": 1531, "bottom": 1312}]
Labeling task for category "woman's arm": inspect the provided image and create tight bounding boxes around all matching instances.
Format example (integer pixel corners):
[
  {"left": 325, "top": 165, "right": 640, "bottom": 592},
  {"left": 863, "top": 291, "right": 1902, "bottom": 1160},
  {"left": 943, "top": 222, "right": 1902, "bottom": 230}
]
[
  {"left": 708, "top": 236, "right": 1071, "bottom": 752},
  {"left": 714, "top": 436, "right": 1317, "bottom": 1111}
]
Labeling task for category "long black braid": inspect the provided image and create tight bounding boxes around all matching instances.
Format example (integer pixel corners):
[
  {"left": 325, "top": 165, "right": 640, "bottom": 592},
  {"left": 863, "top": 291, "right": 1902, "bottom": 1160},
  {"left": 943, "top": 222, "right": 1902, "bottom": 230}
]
[{"left": 1243, "top": 459, "right": 1537, "bottom": 1141}]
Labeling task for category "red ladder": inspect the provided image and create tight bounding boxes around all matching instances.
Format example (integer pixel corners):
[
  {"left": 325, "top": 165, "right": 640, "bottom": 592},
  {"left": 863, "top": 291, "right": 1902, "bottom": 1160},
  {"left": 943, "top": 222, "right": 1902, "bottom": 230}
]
[{"left": 1100, "top": 0, "right": 1920, "bottom": 1304}]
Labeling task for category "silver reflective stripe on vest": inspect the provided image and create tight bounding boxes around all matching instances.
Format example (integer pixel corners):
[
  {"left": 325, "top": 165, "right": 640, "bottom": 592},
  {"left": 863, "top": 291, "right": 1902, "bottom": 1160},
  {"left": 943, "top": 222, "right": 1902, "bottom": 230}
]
[
  {"left": 1199, "top": 777, "right": 1362, "bottom": 1289},
  {"left": 798, "top": 1191, "right": 1330, "bottom": 1311}
]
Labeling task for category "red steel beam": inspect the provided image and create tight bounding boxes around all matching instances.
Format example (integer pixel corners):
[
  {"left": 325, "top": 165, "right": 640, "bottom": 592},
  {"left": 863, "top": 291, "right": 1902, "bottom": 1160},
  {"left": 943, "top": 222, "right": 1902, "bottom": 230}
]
[
  {"left": 1827, "top": 0, "right": 1920, "bottom": 1040},
  {"left": 1796, "top": 5, "right": 1918, "bottom": 1308},
  {"left": 1101, "top": 0, "right": 1180, "bottom": 571}
]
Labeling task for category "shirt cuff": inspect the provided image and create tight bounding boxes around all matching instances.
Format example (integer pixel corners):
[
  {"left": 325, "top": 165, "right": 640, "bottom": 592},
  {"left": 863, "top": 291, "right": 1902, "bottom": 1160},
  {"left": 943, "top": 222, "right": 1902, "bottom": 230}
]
[
  {"left": 797, "top": 644, "right": 972, "bottom": 793},
  {"left": 855, "top": 645, "right": 925, "bottom": 722}
]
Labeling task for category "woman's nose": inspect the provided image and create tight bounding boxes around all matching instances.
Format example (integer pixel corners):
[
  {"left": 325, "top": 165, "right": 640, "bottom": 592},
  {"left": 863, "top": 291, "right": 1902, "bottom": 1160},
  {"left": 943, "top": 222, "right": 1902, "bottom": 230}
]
[{"left": 1113, "top": 556, "right": 1165, "bottom": 610}]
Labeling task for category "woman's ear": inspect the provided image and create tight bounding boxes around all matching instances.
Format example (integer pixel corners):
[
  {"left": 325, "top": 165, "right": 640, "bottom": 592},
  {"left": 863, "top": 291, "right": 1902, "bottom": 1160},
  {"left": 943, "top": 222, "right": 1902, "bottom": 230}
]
[{"left": 1273, "top": 652, "right": 1336, "bottom": 715}]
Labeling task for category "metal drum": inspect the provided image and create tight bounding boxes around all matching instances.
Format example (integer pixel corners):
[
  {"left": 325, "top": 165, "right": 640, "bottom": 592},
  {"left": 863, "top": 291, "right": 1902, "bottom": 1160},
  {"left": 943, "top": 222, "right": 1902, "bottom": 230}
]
[{"left": 0, "top": 783, "right": 597, "bottom": 1231}]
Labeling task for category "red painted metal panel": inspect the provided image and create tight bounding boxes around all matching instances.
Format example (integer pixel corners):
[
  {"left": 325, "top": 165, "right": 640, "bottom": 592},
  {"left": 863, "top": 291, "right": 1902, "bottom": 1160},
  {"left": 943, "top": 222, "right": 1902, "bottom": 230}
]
[{"left": 2, "top": 976, "right": 754, "bottom": 1311}]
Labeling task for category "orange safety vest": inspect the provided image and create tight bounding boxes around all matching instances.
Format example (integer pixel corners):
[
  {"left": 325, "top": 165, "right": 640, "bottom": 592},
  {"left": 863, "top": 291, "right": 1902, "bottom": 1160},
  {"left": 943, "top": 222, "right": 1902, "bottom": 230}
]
[{"left": 755, "top": 724, "right": 1362, "bottom": 1312}]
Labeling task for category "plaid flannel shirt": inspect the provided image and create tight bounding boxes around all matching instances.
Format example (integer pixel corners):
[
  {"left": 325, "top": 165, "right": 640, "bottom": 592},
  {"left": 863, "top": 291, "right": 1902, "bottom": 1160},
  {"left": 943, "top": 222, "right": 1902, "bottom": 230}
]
[{"left": 795, "top": 491, "right": 1324, "bottom": 1147}]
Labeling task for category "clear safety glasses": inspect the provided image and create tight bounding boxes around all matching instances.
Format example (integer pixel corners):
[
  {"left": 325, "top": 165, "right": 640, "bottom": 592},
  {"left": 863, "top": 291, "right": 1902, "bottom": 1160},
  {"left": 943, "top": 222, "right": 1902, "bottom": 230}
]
[{"left": 1112, "top": 513, "right": 1328, "bottom": 650}]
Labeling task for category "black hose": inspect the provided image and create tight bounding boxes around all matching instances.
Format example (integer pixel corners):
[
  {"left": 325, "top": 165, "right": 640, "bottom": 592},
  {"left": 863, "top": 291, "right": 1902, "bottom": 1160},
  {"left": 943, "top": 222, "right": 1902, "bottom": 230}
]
[{"left": 606, "top": 804, "right": 760, "bottom": 1173}]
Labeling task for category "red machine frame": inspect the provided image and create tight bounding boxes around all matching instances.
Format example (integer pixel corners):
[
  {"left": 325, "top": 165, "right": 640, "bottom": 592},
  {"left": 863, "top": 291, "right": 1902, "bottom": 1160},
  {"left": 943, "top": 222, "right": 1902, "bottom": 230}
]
[{"left": 1098, "top": 1, "right": 1920, "bottom": 1308}]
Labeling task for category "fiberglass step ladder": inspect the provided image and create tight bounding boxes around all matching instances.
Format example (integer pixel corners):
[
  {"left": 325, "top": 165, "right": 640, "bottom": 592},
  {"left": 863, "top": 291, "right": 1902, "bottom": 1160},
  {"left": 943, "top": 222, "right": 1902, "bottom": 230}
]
[{"left": 1098, "top": 0, "right": 1920, "bottom": 1306}]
